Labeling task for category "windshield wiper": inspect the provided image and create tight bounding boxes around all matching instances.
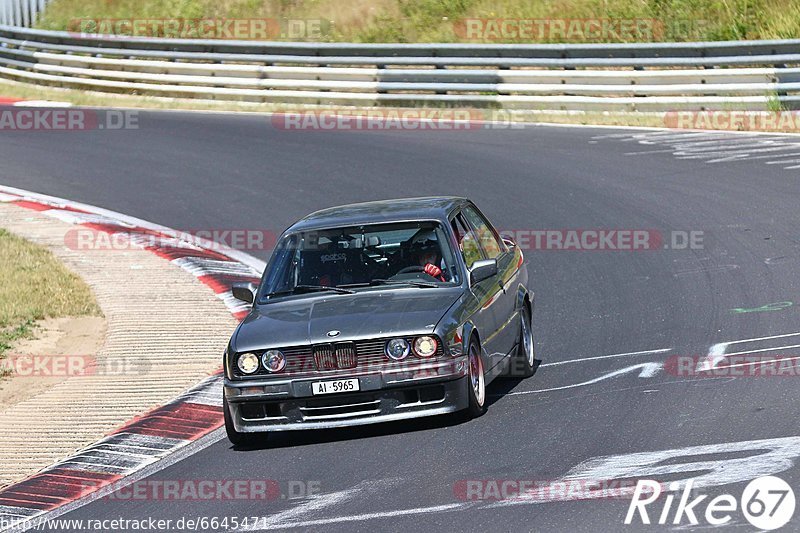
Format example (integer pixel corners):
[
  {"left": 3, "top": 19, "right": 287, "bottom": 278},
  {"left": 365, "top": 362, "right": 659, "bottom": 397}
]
[
  {"left": 368, "top": 278, "right": 439, "bottom": 288},
  {"left": 264, "top": 284, "right": 355, "bottom": 297}
]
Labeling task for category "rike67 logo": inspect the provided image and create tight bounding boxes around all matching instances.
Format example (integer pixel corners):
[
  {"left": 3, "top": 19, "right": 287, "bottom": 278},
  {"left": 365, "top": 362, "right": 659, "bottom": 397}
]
[{"left": 626, "top": 476, "right": 795, "bottom": 530}]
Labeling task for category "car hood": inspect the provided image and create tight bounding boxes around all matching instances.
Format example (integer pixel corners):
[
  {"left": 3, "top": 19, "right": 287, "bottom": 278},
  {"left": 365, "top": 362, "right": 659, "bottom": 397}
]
[{"left": 233, "top": 287, "right": 464, "bottom": 351}]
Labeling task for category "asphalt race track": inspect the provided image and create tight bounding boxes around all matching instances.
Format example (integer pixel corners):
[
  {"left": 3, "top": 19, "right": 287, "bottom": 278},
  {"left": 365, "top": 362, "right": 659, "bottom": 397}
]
[{"left": 3, "top": 111, "right": 800, "bottom": 532}]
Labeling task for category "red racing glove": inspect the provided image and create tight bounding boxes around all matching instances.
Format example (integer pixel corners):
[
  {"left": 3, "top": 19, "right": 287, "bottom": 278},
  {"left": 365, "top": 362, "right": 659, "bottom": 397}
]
[{"left": 424, "top": 263, "right": 445, "bottom": 282}]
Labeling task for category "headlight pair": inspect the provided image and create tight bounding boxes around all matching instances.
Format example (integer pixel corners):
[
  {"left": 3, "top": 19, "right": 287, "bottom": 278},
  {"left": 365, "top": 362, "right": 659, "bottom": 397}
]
[
  {"left": 236, "top": 349, "right": 286, "bottom": 375},
  {"left": 385, "top": 336, "right": 438, "bottom": 360}
]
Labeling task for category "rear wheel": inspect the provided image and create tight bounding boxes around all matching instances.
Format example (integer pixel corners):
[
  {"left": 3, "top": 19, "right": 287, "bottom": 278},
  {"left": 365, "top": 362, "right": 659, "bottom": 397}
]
[
  {"left": 465, "top": 340, "right": 487, "bottom": 418},
  {"left": 224, "top": 396, "right": 260, "bottom": 447}
]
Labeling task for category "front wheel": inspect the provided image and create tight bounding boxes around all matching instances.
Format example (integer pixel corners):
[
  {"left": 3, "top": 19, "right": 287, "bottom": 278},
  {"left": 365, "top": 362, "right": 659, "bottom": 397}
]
[
  {"left": 465, "top": 341, "right": 487, "bottom": 418},
  {"left": 512, "top": 306, "right": 536, "bottom": 378},
  {"left": 224, "top": 396, "right": 260, "bottom": 447}
]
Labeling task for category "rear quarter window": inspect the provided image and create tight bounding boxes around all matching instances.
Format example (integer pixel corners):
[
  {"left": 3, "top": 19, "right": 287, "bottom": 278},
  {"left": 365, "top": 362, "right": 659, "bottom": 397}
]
[{"left": 461, "top": 206, "right": 503, "bottom": 259}]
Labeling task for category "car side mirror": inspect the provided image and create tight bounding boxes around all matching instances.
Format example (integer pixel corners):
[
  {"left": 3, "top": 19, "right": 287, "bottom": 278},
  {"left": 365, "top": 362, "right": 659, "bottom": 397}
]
[
  {"left": 470, "top": 259, "right": 498, "bottom": 286},
  {"left": 232, "top": 282, "right": 258, "bottom": 304}
]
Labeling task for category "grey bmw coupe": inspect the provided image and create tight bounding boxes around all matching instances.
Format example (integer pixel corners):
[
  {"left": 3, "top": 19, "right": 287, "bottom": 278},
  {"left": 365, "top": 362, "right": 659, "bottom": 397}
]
[{"left": 223, "top": 197, "right": 535, "bottom": 445}]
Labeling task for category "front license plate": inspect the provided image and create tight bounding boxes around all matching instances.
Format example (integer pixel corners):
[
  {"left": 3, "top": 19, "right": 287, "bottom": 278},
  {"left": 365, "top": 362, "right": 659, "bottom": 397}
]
[{"left": 311, "top": 378, "right": 360, "bottom": 395}]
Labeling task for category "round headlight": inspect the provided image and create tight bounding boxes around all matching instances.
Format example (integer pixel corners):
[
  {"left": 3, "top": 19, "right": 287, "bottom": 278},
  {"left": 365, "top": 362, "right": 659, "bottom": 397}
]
[
  {"left": 262, "top": 350, "right": 286, "bottom": 373},
  {"left": 237, "top": 353, "right": 259, "bottom": 374},
  {"left": 385, "top": 338, "right": 410, "bottom": 360},
  {"left": 413, "top": 336, "right": 438, "bottom": 357}
]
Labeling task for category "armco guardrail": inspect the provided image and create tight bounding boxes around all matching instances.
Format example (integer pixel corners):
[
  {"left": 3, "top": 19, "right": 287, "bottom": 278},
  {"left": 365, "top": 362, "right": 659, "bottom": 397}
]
[
  {"left": 0, "top": 0, "right": 48, "bottom": 28},
  {"left": 1, "top": 24, "right": 799, "bottom": 111}
]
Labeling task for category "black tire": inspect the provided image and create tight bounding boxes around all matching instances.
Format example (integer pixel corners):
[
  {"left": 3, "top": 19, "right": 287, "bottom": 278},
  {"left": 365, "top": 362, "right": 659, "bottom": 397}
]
[
  {"left": 511, "top": 305, "right": 536, "bottom": 378},
  {"left": 465, "top": 340, "right": 487, "bottom": 418},
  {"left": 224, "top": 396, "right": 260, "bottom": 447}
]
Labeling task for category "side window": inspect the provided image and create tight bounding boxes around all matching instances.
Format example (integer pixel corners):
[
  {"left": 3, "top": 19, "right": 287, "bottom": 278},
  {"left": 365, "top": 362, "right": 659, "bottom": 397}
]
[
  {"left": 461, "top": 206, "right": 503, "bottom": 259},
  {"left": 452, "top": 214, "right": 483, "bottom": 269}
]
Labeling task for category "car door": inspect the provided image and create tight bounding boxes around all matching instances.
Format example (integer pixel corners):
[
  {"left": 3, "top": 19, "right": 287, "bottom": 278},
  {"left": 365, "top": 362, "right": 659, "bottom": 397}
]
[
  {"left": 460, "top": 205, "right": 520, "bottom": 364},
  {"left": 452, "top": 210, "right": 506, "bottom": 373}
]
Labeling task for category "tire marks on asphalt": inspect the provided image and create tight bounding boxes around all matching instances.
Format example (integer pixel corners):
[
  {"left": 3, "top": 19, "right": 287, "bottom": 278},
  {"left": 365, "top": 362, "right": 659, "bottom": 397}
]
[{"left": 592, "top": 130, "right": 800, "bottom": 169}]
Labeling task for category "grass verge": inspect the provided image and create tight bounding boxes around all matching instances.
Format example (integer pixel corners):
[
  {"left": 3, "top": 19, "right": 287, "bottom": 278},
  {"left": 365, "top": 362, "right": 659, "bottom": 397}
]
[
  {"left": 35, "top": 0, "right": 800, "bottom": 43},
  {"left": 0, "top": 228, "right": 101, "bottom": 376}
]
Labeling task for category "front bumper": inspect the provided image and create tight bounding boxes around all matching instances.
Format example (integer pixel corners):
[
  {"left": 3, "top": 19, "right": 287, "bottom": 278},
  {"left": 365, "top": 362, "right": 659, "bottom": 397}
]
[{"left": 225, "top": 356, "right": 469, "bottom": 432}]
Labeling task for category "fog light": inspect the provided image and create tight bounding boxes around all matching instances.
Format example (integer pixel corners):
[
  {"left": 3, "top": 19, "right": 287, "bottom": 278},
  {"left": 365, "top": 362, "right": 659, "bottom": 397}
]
[
  {"left": 262, "top": 350, "right": 286, "bottom": 373},
  {"left": 386, "top": 338, "right": 410, "bottom": 360},
  {"left": 413, "top": 336, "right": 438, "bottom": 357},
  {"left": 237, "top": 353, "right": 259, "bottom": 374}
]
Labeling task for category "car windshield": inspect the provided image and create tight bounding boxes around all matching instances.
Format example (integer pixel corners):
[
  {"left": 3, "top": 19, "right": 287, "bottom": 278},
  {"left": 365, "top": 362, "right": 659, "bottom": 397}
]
[{"left": 258, "top": 221, "right": 460, "bottom": 300}]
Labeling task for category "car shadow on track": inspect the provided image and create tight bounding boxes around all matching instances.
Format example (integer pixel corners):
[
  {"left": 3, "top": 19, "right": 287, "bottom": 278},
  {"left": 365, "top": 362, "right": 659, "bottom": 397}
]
[
  {"left": 485, "top": 358, "right": 542, "bottom": 408},
  {"left": 229, "top": 359, "right": 542, "bottom": 451}
]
